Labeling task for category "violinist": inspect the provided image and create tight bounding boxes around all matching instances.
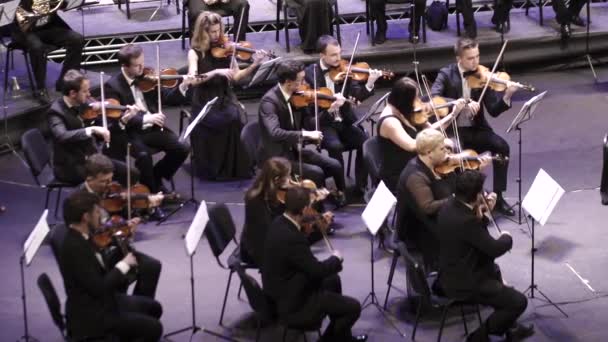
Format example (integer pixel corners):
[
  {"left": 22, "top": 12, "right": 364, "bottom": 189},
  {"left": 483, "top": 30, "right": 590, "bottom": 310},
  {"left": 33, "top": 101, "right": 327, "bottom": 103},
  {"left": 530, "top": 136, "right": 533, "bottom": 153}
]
[
  {"left": 105, "top": 44, "right": 192, "bottom": 198},
  {"left": 58, "top": 191, "right": 163, "bottom": 341},
  {"left": 47, "top": 70, "right": 137, "bottom": 186},
  {"left": 304, "top": 35, "right": 382, "bottom": 197},
  {"left": 258, "top": 60, "right": 347, "bottom": 207},
  {"left": 79, "top": 153, "right": 162, "bottom": 298},
  {"left": 437, "top": 170, "right": 534, "bottom": 342},
  {"left": 377, "top": 77, "right": 465, "bottom": 193},
  {"left": 187, "top": 0, "right": 250, "bottom": 42},
  {"left": 431, "top": 38, "right": 518, "bottom": 216},
  {"left": 262, "top": 186, "right": 367, "bottom": 342},
  {"left": 187, "top": 11, "right": 266, "bottom": 180}
]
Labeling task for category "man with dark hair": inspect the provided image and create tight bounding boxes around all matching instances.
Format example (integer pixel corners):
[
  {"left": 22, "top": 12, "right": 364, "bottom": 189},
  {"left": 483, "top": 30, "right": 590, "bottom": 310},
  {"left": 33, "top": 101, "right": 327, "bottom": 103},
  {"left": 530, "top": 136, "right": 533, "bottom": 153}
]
[
  {"left": 187, "top": 0, "right": 250, "bottom": 42},
  {"left": 262, "top": 186, "right": 367, "bottom": 342},
  {"left": 431, "top": 37, "right": 518, "bottom": 217},
  {"left": 369, "top": 0, "right": 426, "bottom": 44},
  {"left": 105, "top": 44, "right": 193, "bottom": 196},
  {"left": 304, "top": 35, "right": 381, "bottom": 197},
  {"left": 437, "top": 170, "right": 534, "bottom": 342},
  {"left": 59, "top": 191, "right": 163, "bottom": 341},
  {"left": 259, "top": 60, "right": 347, "bottom": 206},
  {"left": 12, "top": 0, "right": 84, "bottom": 100},
  {"left": 47, "top": 69, "right": 137, "bottom": 186}
]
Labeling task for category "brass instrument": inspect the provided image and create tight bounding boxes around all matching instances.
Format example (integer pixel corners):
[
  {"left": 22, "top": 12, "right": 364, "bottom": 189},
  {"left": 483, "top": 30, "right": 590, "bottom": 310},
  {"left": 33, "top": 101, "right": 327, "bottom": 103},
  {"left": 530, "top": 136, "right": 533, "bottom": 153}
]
[{"left": 15, "top": 0, "right": 65, "bottom": 32}]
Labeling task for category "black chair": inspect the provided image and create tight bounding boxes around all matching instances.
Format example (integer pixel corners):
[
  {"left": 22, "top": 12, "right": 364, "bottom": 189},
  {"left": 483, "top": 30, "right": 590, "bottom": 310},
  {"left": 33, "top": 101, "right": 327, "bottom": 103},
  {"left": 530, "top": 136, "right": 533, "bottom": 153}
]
[
  {"left": 235, "top": 265, "right": 322, "bottom": 342},
  {"left": 401, "top": 245, "right": 483, "bottom": 341},
  {"left": 366, "top": 0, "right": 427, "bottom": 46},
  {"left": 240, "top": 121, "right": 261, "bottom": 173},
  {"left": 21, "top": 129, "right": 79, "bottom": 218},
  {"left": 38, "top": 273, "right": 67, "bottom": 339},
  {"left": 451, "top": 0, "right": 511, "bottom": 36},
  {"left": 383, "top": 228, "right": 402, "bottom": 310},
  {"left": 362, "top": 136, "right": 382, "bottom": 188},
  {"left": 205, "top": 203, "right": 258, "bottom": 326},
  {"left": 524, "top": 0, "right": 545, "bottom": 26},
  {"left": 275, "top": 0, "right": 342, "bottom": 53}
]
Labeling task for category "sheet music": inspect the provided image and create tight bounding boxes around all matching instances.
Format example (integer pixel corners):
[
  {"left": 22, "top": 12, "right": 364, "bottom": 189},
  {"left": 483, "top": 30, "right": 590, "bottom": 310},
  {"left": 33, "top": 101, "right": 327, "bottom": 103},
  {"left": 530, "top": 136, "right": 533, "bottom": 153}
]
[
  {"left": 24, "top": 210, "right": 50, "bottom": 265},
  {"left": 185, "top": 201, "right": 209, "bottom": 256},
  {"left": 361, "top": 181, "right": 397, "bottom": 236},
  {"left": 181, "top": 97, "right": 218, "bottom": 141},
  {"left": 522, "top": 168, "right": 565, "bottom": 226}
]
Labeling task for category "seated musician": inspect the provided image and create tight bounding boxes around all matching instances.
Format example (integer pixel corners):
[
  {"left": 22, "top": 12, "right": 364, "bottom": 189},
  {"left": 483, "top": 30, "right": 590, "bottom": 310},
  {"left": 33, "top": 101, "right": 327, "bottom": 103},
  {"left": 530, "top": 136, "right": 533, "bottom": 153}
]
[
  {"left": 377, "top": 77, "right": 465, "bottom": 193},
  {"left": 47, "top": 69, "right": 137, "bottom": 186},
  {"left": 13, "top": 0, "right": 84, "bottom": 101},
  {"left": 304, "top": 35, "right": 382, "bottom": 197},
  {"left": 284, "top": 0, "right": 334, "bottom": 54},
  {"left": 262, "top": 186, "right": 367, "bottom": 342},
  {"left": 187, "top": 11, "right": 266, "bottom": 180},
  {"left": 58, "top": 191, "right": 163, "bottom": 341},
  {"left": 369, "top": 0, "right": 425, "bottom": 44},
  {"left": 457, "top": 0, "right": 513, "bottom": 37},
  {"left": 104, "top": 44, "right": 192, "bottom": 199},
  {"left": 431, "top": 38, "right": 519, "bottom": 216},
  {"left": 79, "top": 153, "right": 163, "bottom": 298},
  {"left": 187, "top": 0, "right": 250, "bottom": 42},
  {"left": 437, "top": 170, "right": 534, "bottom": 342},
  {"left": 258, "top": 59, "right": 347, "bottom": 206},
  {"left": 551, "top": 0, "right": 587, "bottom": 38}
]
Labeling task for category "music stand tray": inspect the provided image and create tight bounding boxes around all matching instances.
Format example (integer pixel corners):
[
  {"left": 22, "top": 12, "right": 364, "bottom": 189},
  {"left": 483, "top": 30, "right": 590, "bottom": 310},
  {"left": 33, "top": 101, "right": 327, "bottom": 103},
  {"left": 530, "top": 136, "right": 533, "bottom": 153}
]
[{"left": 246, "top": 57, "right": 281, "bottom": 88}]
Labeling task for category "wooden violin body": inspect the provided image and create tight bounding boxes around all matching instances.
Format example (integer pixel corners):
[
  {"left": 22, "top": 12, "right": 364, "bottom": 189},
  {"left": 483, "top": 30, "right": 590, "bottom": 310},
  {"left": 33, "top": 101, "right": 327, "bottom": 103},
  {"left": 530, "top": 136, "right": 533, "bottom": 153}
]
[
  {"left": 211, "top": 36, "right": 276, "bottom": 61},
  {"left": 328, "top": 59, "right": 394, "bottom": 83},
  {"left": 434, "top": 149, "right": 507, "bottom": 176},
  {"left": 290, "top": 84, "right": 337, "bottom": 109},
  {"left": 81, "top": 98, "right": 129, "bottom": 121},
  {"left": 465, "top": 65, "right": 535, "bottom": 92}
]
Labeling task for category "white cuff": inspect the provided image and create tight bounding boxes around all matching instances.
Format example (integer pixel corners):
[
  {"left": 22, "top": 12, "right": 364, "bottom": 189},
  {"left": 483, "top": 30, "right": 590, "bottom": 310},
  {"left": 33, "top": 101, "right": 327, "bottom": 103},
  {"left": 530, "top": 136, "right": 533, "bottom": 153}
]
[
  {"left": 365, "top": 83, "right": 374, "bottom": 92},
  {"left": 115, "top": 261, "right": 131, "bottom": 275}
]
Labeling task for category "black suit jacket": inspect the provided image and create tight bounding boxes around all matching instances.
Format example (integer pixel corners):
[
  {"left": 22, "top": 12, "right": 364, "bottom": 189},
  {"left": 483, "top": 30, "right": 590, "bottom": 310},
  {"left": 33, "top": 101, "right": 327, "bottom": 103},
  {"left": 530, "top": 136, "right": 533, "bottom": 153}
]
[
  {"left": 241, "top": 195, "right": 284, "bottom": 267},
  {"left": 431, "top": 63, "right": 510, "bottom": 130},
  {"left": 258, "top": 84, "right": 305, "bottom": 163},
  {"left": 58, "top": 228, "right": 128, "bottom": 338},
  {"left": 437, "top": 197, "right": 512, "bottom": 298},
  {"left": 303, "top": 63, "right": 373, "bottom": 127},
  {"left": 262, "top": 215, "right": 342, "bottom": 316},
  {"left": 47, "top": 98, "right": 98, "bottom": 179}
]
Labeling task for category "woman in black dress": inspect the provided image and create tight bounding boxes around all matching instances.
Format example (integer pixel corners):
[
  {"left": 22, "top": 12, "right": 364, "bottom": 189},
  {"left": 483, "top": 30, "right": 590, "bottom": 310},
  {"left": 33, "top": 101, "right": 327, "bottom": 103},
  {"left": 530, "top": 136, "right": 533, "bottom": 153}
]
[
  {"left": 288, "top": 0, "right": 334, "bottom": 53},
  {"left": 188, "top": 11, "right": 266, "bottom": 180}
]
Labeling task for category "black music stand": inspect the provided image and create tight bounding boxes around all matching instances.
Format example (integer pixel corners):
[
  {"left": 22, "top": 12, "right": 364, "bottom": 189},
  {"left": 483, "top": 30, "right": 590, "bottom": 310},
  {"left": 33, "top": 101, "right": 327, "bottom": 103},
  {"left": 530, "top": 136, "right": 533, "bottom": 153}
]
[
  {"left": 360, "top": 181, "right": 407, "bottom": 338},
  {"left": 561, "top": 0, "right": 602, "bottom": 81},
  {"left": 504, "top": 91, "right": 547, "bottom": 225},
  {"left": 18, "top": 210, "right": 51, "bottom": 342},
  {"left": 158, "top": 97, "right": 218, "bottom": 225},
  {"left": 246, "top": 56, "right": 281, "bottom": 88},
  {"left": 521, "top": 169, "right": 568, "bottom": 318},
  {"left": 164, "top": 201, "right": 237, "bottom": 342}
]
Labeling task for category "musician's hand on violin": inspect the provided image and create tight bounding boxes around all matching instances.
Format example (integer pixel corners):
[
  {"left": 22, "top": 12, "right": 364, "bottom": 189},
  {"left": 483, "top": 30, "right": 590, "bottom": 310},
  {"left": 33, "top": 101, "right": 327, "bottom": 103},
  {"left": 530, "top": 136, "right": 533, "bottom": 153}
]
[
  {"left": 127, "top": 217, "right": 141, "bottom": 231},
  {"left": 451, "top": 98, "right": 468, "bottom": 117},
  {"left": 122, "top": 252, "right": 138, "bottom": 267},
  {"left": 89, "top": 126, "right": 110, "bottom": 143},
  {"left": 122, "top": 105, "right": 140, "bottom": 123},
  {"left": 478, "top": 155, "right": 493, "bottom": 169},
  {"left": 367, "top": 68, "right": 383, "bottom": 86},
  {"left": 303, "top": 130, "right": 323, "bottom": 141},
  {"left": 322, "top": 211, "right": 334, "bottom": 225},
  {"left": 504, "top": 81, "right": 519, "bottom": 98},
  {"left": 144, "top": 113, "right": 166, "bottom": 128},
  {"left": 148, "top": 192, "right": 163, "bottom": 208},
  {"left": 210, "top": 68, "right": 235, "bottom": 81},
  {"left": 329, "top": 93, "right": 346, "bottom": 112},
  {"left": 467, "top": 101, "right": 481, "bottom": 116},
  {"left": 485, "top": 192, "right": 497, "bottom": 211},
  {"left": 315, "top": 188, "right": 330, "bottom": 201},
  {"left": 251, "top": 50, "right": 267, "bottom": 65}
]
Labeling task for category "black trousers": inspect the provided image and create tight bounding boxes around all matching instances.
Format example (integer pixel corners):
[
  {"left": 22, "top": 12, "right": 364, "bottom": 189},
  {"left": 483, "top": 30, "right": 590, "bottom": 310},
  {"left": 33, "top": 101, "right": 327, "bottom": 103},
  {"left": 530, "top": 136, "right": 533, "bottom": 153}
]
[
  {"left": 457, "top": 127, "right": 510, "bottom": 193},
  {"left": 188, "top": 0, "right": 250, "bottom": 41},
  {"left": 129, "top": 127, "right": 190, "bottom": 193},
  {"left": 290, "top": 0, "right": 333, "bottom": 52},
  {"left": 109, "top": 294, "right": 163, "bottom": 342},
  {"left": 11, "top": 22, "right": 83, "bottom": 91},
  {"left": 133, "top": 252, "right": 162, "bottom": 298},
  {"left": 291, "top": 148, "right": 346, "bottom": 191},
  {"left": 369, "top": 0, "right": 426, "bottom": 35},
  {"left": 321, "top": 123, "right": 368, "bottom": 189},
  {"left": 552, "top": 0, "right": 586, "bottom": 24},
  {"left": 491, "top": 0, "right": 513, "bottom": 25},
  {"left": 54, "top": 157, "right": 135, "bottom": 187},
  {"left": 468, "top": 279, "right": 528, "bottom": 341}
]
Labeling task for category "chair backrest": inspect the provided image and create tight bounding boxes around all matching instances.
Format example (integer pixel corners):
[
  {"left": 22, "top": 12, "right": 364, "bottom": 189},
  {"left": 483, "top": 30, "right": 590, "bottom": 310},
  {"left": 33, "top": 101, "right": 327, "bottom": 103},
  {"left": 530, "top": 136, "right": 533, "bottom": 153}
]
[
  {"left": 240, "top": 121, "right": 261, "bottom": 170},
  {"left": 20, "top": 128, "right": 51, "bottom": 183},
  {"left": 399, "top": 244, "right": 431, "bottom": 298},
  {"left": 37, "top": 273, "right": 66, "bottom": 337},
  {"left": 363, "top": 136, "right": 382, "bottom": 186},
  {"left": 205, "top": 203, "right": 237, "bottom": 265},
  {"left": 235, "top": 266, "right": 276, "bottom": 321}
]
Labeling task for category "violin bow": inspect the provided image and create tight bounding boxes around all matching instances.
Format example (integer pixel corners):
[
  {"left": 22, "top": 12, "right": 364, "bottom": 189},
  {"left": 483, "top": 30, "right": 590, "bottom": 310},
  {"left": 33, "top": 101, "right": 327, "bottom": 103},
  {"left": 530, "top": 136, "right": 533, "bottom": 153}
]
[
  {"left": 99, "top": 72, "right": 109, "bottom": 149},
  {"left": 126, "top": 143, "right": 132, "bottom": 222},
  {"left": 155, "top": 44, "right": 164, "bottom": 132},
  {"left": 339, "top": 31, "right": 361, "bottom": 97},
  {"left": 420, "top": 74, "right": 447, "bottom": 137},
  {"left": 230, "top": 6, "right": 247, "bottom": 69},
  {"left": 476, "top": 39, "right": 509, "bottom": 107}
]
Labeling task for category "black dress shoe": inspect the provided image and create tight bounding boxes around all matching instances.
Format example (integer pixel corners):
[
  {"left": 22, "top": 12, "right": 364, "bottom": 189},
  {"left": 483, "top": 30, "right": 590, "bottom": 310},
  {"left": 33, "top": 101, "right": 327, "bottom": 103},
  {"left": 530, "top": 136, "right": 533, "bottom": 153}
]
[
  {"left": 350, "top": 334, "right": 368, "bottom": 342},
  {"left": 333, "top": 191, "right": 347, "bottom": 208},
  {"left": 149, "top": 207, "right": 167, "bottom": 221},
  {"left": 571, "top": 15, "right": 585, "bottom": 27},
  {"left": 601, "top": 192, "right": 608, "bottom": 205},
  {"left": 494, "top": 197, "right": 515, "bottom": 216},
  {"left": 506, "top": 323, "right": 535, "bottom": 341},
  {"left": 373, "top": 30, "right": 386, "bottom": 45},
  {"left": 34, "top": 89, "right": 50, "bottom": 103},
  {"left": 561, "top": 24, "right": 571, "bottom": 39}
]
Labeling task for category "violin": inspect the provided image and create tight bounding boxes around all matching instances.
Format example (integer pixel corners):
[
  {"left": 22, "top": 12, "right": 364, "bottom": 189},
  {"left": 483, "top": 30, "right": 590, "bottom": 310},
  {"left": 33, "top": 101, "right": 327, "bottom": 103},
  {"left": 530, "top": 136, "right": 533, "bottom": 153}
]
[
  {"left": 434, "top": 149, "right": 508, "bottom": 176},
  {"left": 410, "top": 96, "right": 467, "bottom": 126},
  {"left": 100, "top": 182, "right": 180, "bottom": 214},
  {"left": 276, "top": 179, "right": 333, "bottom": 236},
  {"left": 290, "top": 84, "right": 358, "bottom": 110},
  {"left": 134, "top": 67, "right": 206, "bottom": 93},
  {"left": 91, "top": 215, "right": 135, "bottom": 250},
  {"left": 81, "top": 98, "right": 131, "bottom": 121},
  {"left": 210, "top": 36, "right": 276, "bottom": 61},
  {"left": 328, "top": 59, "right": 394, "bottom": 83},
  {"left": 465, "top": 65, "right": 535, "bottom": 92}
]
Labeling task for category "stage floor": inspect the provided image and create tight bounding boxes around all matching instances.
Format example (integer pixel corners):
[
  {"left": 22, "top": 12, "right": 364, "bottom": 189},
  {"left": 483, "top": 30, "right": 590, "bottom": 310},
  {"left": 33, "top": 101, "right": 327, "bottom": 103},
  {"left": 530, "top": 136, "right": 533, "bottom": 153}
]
[{"left": 0, "top": 65, "right": 607, "bottom": 341}]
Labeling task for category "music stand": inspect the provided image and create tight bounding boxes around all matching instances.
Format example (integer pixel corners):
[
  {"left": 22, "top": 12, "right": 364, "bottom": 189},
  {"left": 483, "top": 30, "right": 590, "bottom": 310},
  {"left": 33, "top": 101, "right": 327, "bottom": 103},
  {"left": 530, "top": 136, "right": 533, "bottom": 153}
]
[
  {"left": 561, "top": 0, "right": 602, "bottom": 82},
  {"left": 158, "top": 97, "right": 218, "bottom": 225},
  {"left": 0, "top": 0, "right": 21, "bottom": 155},
  {"left": 164, "top": 201, "right": 237, "bottom": 341},
  {"left": 360, "top": 181, "right": 407, "bottom": 337},
  {"left": 504, "top": 91, "right": 547, "bottom": 225},
  {"left": 246, "top": 56, "right": 281, "bottom": 88},
  {"left": 521, "top": 169, "right": 568, "bottom": 318},
  {"left": 18, "top": 210, "right": 50, "bottom": 342},
  {"left": 353, "top": 92, "right": 389, "bottom": 134}
]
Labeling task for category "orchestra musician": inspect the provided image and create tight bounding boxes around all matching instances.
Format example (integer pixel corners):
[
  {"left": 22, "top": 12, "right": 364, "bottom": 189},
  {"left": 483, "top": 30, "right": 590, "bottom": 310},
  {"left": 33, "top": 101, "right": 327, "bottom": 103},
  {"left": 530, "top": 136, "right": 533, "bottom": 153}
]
[
  {"left": 288, "top": 0, "right": 335, "bottom": 54},
  {"left": 187, "top": 11, "right": 266, "bottom": 180},
  {"left": 258, "top": 60, "right": 347, "bottom": 206},
  {"left": 104, "top": 44, "right": 192, "bottom": 198},
  {"left": 58, "top": 191, "right": 163, "bottom": 341},
  {"left": 368, "top": 0, "right": 426, "bottom": 44},
  {"left": 551, "top": 0, "right": 587, "bottom": 38},
  {"left": 437, "top": 170, "right": 534, "bottom": 342},
  {"left": 187, "top": 0, "right": 250, "bottom": 42},
  {"left": 77, "top": 153, "right": 163, "bottom": 299},
  {"left": 47, "top": 69, "right": 137, "bottom": 186},
  {"left": 431, "top": 38, "right": 518, "bottom": 216},
  {"left": 377, "top": 77, "right": 465, "bottom": 193},
  {"left": 304, "top": 35, "right": 382, "bottom": 197},
  {"left": 13, "top": 0, "right": 83, "bottom": 100},
  {"left": 262, "top": 186, "right": 367, "bottom": 342},
  {"left": 457, "top": 0, "right": 513, "bottom": 37}
]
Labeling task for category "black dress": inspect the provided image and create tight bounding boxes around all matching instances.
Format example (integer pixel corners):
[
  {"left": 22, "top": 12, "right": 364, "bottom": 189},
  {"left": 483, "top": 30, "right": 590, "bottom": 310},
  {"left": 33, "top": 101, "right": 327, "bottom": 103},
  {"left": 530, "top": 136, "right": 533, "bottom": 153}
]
[
  {"left": 288, "top": 0, "right": 333, "bottom": 53},
  {"left": 190, "top": 49, "right": 250, "bottom": 180},
  {"left": 377, "top": 114, "right": 419, "bottom": 193}
]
